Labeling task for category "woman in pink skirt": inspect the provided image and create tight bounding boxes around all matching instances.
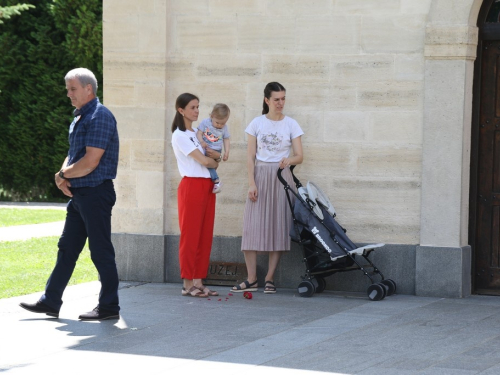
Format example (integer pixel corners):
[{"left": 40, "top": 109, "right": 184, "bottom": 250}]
[{"left": 232, "top": 82, "right": 304, "bottom": 294}]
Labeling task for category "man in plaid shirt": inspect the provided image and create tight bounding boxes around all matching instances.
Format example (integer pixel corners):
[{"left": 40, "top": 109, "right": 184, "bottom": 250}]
[{"left": 20, "top": 68, "right": 121, "bottom": 321}]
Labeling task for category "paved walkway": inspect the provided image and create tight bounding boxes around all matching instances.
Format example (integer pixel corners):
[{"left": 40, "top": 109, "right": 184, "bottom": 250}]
[
  {"left": 0, "top": 202, "right": 65, "bottom": 242},
  {"left": 0, "top": 202, "right": 67, "bottom": 209},
  {"left": 0, "top": 221, "right": 65, "bottom": 242},
  {"left": 3, "top": 283, "right": 500, "bottom": 374},
  {"left": 2, "top": 203, "right": 500, "bottom": 374}
]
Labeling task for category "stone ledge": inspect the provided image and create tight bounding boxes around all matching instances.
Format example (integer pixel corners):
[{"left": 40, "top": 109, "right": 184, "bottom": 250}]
[
  {"left": 113, "top": 235, "right": 474, "bottom": 298},
  {"left": 114, "top": 233, "right": 420, "bottom": 295},
  {"left": 112, "top": 233, "right": 165, "bottom": 283},
  {"left": 416, "top": 245, "right": 471, "bottom": 298}
]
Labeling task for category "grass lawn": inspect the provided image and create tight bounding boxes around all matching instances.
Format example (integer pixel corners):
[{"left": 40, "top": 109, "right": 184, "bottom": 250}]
[
  {"left": 0, "top": 236, "right": 97, "bottom": 299},
  {"left": 0, "top": 208, "right": 66, "bottom": 227}
]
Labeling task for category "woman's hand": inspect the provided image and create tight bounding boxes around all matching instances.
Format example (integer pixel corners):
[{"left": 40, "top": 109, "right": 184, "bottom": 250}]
[
  {"left": 205, "top": 147, "right": 221, "bottom": 161},
  {"left": 188, "top": 149, "right": 218, "bottom": 169},
  {"left": 279, "top": 157, "right": 291, "bottom": 169},
  {"left": 248, "top": 184, "right": 258, "bottom": 202}
]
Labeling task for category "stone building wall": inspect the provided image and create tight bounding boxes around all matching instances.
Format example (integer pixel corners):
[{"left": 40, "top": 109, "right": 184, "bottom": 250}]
[
  {"left": 105, "top": 0, "right": 429, "bottom": 241},
  {"left": 103, "top": 0, "right": 481, "bottom": 297}
]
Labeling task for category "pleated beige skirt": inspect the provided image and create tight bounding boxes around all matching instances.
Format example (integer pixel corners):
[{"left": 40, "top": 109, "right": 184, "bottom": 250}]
[{"left": 241, "top": 160, "right": 296, "bottom": 251}]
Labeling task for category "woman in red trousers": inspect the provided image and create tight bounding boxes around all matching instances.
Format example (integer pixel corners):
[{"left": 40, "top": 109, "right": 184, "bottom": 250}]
[{"left": 171, "top": 93, "right": 221, "bottom": 297}]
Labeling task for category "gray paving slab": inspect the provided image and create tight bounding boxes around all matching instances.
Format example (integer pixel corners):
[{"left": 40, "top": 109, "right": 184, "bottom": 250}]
[
  {"left": 418, "top": 370, "right": 478, "bottom": 375},
  {"left": 2, "top": 281, "right": 500, "bottom": 374},
  {"left": 478, "top": 364, "right": 500, "bottom": 374}
]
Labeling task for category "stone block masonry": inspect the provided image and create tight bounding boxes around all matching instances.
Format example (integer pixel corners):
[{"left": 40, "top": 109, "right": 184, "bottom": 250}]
[{"left": 104, "top": 0, "right": 477, "bottom": 298}]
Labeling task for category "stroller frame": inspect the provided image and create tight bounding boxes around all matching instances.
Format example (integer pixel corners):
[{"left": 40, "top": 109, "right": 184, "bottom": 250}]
[{"left": 278, "top": 166, "right": 397, "bottom": 300}]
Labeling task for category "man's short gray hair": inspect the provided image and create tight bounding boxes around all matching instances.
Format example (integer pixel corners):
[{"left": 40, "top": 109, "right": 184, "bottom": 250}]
[{"left": 65, "top": 68, "right": 98, "bottom": 95}]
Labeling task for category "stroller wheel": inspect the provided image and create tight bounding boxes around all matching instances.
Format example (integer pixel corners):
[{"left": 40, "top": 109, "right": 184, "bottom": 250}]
[
  {"left": 315, "top": 277, "right": 326, "bottom": 293},
  {"left": 379, "top": 282, "right": 389, "bottom": 297},
  {"left": 298, "top": 280, "right": 316, "bottom": 297},
  {"left": 381, "top": 279, "right": 397, "bottom": 296},
  {"left": 367, "top": 283, "right": 386, "bottom": 301}
]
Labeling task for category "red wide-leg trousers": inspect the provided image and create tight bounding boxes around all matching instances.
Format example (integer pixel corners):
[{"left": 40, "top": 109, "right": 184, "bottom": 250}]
[{"left": 177, "top": 177, "right": 216, "bottom": 279}]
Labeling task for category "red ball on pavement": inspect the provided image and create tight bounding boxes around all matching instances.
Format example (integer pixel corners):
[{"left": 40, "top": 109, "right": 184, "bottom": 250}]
[{"left": 243, "top": 291, "right": 253, "bottom": 299}]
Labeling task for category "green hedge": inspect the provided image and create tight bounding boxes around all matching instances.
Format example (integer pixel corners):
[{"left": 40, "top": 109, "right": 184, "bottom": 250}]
[{"left": 0, "top": 0, "right": 102, "bottom": 201}]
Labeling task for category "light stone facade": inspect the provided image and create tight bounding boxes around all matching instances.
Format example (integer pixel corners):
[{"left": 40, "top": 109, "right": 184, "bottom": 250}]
[{"left": 103, "top": 0, "right": 485, "bottom": 297}]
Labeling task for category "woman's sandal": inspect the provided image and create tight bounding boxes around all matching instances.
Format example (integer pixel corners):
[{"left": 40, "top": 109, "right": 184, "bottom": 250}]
[
  {"left": 264, "top": 280, "right": 277, "bottom": 294},
  {"left": 197, "top": 286, "right": 219, "bottom": 296},
  {"left": 231, "top": 280, "right": 258, "bottom": 292},
  {"left": 182, "top": 286, "right": 208, "bottom": 298}
]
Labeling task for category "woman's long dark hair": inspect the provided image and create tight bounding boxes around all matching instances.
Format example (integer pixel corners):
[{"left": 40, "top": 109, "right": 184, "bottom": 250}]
[
  {"left": 171, "top": 93, "right": 199, "bottom": 132},
  {"left": 262, "top": 82, "right": 286, "bottom": 114}
]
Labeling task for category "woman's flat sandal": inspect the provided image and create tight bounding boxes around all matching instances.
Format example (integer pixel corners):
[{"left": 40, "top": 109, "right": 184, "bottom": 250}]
[{"left": 231, "top": 280, "right": 258, "bottom": 292}]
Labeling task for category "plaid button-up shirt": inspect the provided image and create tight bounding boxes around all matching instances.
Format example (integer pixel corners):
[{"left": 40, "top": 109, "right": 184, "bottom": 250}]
[{"left": 67, "top": 98, "right": 119, "bottom": 188}]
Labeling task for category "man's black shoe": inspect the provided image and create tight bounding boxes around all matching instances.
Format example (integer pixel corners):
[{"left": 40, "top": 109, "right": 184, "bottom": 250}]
[
  {"left": 78, "top": 307, "right": 119, "bottom": 321},
  {"left": 19, "top": 301, "right": 59, "bottom": 318}
]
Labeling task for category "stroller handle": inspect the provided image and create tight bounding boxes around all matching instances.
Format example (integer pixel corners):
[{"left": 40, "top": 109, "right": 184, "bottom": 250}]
[{"left": 277, "top": 165, "right": 302, "bottom": 188}]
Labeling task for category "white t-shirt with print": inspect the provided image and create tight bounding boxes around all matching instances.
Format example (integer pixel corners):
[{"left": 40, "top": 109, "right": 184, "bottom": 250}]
[
  {"left": 171, "top": 128, "right": 211, "bottom": 178},
  {"left": 245, "top": 115, "right": 304, "bottom": 162}
]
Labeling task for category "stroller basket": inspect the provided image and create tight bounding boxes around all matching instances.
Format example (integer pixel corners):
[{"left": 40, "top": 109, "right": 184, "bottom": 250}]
[{"left": 278, "top": 166, "right": 396, "bottom": 301}]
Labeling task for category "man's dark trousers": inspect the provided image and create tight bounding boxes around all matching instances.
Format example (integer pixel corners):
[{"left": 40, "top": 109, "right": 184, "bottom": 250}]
[{"left": 40, "top": 180, "right": 120, "bottom": 312}]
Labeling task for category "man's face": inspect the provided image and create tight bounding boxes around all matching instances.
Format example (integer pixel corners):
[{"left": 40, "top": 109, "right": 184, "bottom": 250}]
[{"left": 66, "top": 78, "right": 92, "bottom": 109}]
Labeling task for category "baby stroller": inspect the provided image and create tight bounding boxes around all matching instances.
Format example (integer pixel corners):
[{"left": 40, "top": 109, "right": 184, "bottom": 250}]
[{"left": 278, "top": 167, "right": 397, "bottom": 301}]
